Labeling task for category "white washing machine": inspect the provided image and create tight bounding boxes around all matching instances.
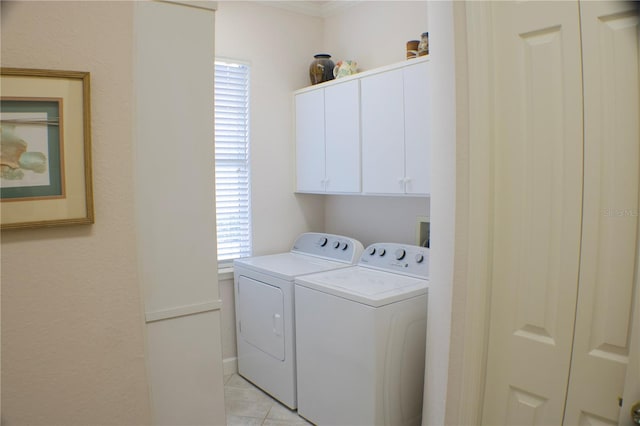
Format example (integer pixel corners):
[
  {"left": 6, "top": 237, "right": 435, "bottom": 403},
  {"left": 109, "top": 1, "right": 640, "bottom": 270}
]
[
  {"left": 294, "top": 243, "right": 429, "bottom": 426},
  {"left": 233, "top": 232, "right": 364, "bottom": 409}
]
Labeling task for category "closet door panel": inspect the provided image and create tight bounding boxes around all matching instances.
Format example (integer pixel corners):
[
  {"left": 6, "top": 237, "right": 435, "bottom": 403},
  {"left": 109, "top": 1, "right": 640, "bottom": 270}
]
[
  {"left": 563, "top": 2, "right": 639, "bottom": 424},
  {"left": 482, "top": 2, "right": 584, "bottom": 425}
]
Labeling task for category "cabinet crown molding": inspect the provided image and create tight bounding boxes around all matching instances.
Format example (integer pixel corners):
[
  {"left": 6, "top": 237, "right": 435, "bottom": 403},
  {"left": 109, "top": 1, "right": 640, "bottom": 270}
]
[{"left": 294, "top": 56, "right": 430, "bottom": 95}]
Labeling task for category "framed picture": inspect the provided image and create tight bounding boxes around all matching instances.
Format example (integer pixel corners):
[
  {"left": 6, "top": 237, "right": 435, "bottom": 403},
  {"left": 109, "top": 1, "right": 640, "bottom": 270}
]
[{"left": 1, "top": 68, "right": 94, "bottom": 230}]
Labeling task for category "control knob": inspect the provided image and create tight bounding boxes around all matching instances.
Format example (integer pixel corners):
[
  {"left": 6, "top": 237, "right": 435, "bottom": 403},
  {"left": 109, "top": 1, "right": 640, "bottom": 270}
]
[
  {"left": 395, "top": 249, "right": 406, "bottom": 260},
  {"left": 319, "top": 237, "right": 328, "bottom": 247},
  {"left": 333, "top": 241, "right": 341, "bottom": 249},
  {"left": 415, "top": 253, "right": 424, "bottom": 263},
  {"left": 379, "top": 248, "right": 386, "bottom": 256},
  {"left": 341, "top": 242, "right": 349, "bottom": 250},
  {"left": 368, "top": 247, "right": 376, "bottom": 256}
]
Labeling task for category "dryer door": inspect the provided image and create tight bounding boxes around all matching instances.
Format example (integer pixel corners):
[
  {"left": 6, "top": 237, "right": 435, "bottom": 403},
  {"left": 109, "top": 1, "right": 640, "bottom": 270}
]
[{"left": 237, "top": 276, "right": 285, "bottom": 361}]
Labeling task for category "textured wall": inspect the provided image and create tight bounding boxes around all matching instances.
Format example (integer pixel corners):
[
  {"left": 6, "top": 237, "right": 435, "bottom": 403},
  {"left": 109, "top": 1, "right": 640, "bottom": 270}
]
[{"left": 1, "top": 1, "right": 151, "bottom": 424}]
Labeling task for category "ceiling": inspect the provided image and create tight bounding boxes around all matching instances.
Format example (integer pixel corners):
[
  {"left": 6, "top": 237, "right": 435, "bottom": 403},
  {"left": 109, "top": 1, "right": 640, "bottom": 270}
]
[{"left": 264, "top": 1, "right": 363, "bottom": 18}]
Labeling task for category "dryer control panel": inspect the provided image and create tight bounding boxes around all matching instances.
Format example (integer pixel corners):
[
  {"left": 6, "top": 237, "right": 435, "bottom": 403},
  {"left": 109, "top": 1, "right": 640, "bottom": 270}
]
[
  {"left": 291, "top": 233, "right": 364, "bottom": 264},
  {"left": 358, "top": 243, "right": 429, "bottom": 279}
]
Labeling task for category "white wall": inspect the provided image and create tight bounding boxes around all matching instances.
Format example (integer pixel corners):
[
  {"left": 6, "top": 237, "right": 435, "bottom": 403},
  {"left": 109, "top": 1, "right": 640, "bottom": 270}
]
[
  {"left": 422, "top": 2, "right": 456, "bottom": 425},
  {"left": 325, "top": 196, "right": 429, "bottom": 247},
  {"left": 323, "top": 1, "right": 429, "bottom": 71},
  {"left": 1, "top": 2, "right": 151, "bottom": 424}
]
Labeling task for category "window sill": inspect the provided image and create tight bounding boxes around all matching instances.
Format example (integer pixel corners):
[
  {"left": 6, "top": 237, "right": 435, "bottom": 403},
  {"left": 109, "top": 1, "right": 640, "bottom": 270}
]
[{"left": 218, "top": 266, "right": 234, "bottom": 282}]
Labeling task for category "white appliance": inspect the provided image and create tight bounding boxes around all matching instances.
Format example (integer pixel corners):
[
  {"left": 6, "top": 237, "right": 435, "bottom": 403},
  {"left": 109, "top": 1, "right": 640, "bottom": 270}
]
[
  {"left": 233, "top": 232, "right": 364, "bottom": 409},
  {"left": 295, "top": 243, "right": 429, "bottom": 426}
]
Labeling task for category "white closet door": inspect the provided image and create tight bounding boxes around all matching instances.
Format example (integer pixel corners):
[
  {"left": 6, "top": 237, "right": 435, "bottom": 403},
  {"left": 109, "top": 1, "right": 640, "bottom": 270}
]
[
  {"left": 563, "top": 2, "right": 640, "bottom": 424},
  {"left": 482, "top": 1, "right": 584, "bottom": 424},
  {"left": 620, "top": 270, "right": 640, "bottom": 426}
]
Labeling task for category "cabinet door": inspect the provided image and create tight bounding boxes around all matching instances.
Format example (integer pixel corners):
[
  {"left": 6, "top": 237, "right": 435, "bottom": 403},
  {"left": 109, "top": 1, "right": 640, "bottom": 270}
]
[
  {"left": 325, "top": 80, "right": 361, "bottom": 193},
  {"left": 404, "top": 61, "right": 430, "bottom": 195},
  {"left": 361, "top": 68, "right": 405, "bottom": 194},
  {"left": 295, "top": 89, "right": 326, "bottom": 192}
]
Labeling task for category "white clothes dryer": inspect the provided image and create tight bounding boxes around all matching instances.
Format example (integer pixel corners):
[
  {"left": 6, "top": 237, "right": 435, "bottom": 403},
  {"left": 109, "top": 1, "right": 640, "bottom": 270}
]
[
  {"left": 294, "top": 243, "right": 429, "bottom": 426},
  {"left": 233, "top": 233, "right": 364, "bottom": 409}
]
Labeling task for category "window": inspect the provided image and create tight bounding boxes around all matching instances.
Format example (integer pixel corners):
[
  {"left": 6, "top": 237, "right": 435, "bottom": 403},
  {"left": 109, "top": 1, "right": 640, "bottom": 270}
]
[{"left": 215, "top": 59, "right": 252, "bottom": 267}]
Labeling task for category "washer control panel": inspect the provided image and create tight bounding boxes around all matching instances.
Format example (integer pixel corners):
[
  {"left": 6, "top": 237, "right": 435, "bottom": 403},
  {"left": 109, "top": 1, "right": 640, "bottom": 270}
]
[
  {"left": 291, "top": 233, "right": 364, "bottom": 263},
  {"left": 359, "top": 243, "right": 429, "bottom": 278}
]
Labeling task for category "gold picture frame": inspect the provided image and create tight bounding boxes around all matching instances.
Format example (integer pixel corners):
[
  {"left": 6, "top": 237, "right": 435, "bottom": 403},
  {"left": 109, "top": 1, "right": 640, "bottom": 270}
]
[{"left": 0, "top": 68, "right": 94, "bottom": 230}]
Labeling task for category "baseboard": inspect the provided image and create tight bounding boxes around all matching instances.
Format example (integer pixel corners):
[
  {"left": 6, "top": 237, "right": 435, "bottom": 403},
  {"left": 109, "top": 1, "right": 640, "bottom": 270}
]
[{"left": 223, "top": 357, "right": 238, "bottom": 376}]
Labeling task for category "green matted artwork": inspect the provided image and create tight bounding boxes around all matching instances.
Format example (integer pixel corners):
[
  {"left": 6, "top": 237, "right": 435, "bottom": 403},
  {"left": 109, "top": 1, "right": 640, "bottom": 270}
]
[
  {"left": 1, "top": 98, "right": 64, "bottom": 200},
  {"left": 0, "top": 68, "right": 94, "bottom": 230}
]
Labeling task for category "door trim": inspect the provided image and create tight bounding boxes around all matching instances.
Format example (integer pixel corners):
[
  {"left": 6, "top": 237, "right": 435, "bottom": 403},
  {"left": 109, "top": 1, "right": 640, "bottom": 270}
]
[
  {"left": 447, "top": 2, "right": 495, "bottom": 425},
  {"left": 145, "top": 300, "right": 222, "bottom": 323}
]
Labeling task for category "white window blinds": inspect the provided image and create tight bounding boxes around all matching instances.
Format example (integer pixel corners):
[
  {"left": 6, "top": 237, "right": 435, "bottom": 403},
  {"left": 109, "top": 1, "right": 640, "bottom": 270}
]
[{"left": 215, "top": 59, "right": 252, "bottom": 265}]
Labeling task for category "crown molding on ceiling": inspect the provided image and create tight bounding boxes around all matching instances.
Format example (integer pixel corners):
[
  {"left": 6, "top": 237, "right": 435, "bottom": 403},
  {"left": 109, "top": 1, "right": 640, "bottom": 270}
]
[{"left": 260, "top": 1, "right": 363, "bottom": 18}]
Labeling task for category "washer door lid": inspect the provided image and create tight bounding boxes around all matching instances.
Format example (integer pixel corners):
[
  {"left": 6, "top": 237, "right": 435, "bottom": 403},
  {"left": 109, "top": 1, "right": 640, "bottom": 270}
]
[
  {"left": 237, "top": 276, "right": 285, "bottom": 361},
  {"left": 295, "top": 267, "right": 428, "bottom": 307}
]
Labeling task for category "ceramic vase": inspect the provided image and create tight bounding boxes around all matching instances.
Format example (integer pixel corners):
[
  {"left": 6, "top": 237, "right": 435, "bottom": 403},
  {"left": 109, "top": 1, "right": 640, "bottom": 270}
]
[{"left": 309, "top": 54, "right": 335, "bottom": 85}]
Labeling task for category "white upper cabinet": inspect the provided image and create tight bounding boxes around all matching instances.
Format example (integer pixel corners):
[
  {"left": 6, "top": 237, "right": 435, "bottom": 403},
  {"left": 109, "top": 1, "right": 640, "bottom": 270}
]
[
  {"left": 295, "top": 80, "right": 360, "bottom": 193},
  {"left": 295, "top": 88, "right": 326, "bottom": 192},
  {"left": 324, "top": 80, "right": 361, "bottom": 193},
  {"left": 361, "top": 68, "right": 405, "bottom": 194},
  {"left": 361, "top": 60, "right": 430, "bottom": 195},
  {"left": 294, "top": 57, "right": 429, "bottom": 196},
  {"left": 404, "top": 61, "right": 430, "bottom": 195}
]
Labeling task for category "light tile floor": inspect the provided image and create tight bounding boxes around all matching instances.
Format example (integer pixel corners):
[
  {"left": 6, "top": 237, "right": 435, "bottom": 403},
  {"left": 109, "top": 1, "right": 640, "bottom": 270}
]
[{"left": 224, "top": 373, "right": 313, "bottom": 426}]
